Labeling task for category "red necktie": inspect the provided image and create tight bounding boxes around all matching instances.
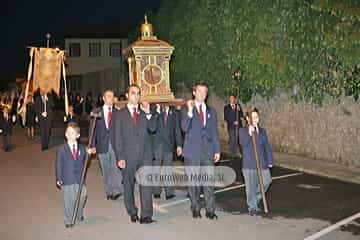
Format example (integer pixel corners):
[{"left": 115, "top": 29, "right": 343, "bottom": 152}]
[
  {"left": 232, "top": 104, "right": 235, "bottom": 111},
  {"left": 132, "top": 107, "right": 138, "bottom": 126},
  {"left": 163, "top": 110, "right": 168, "bottom": 123},
  {"left": 199, "top": 104, "right": 204, "bottom": 127},
  {"left": 107, "top": 107, "right": 112, "bottom": 129},
  {"left": 72, "top": 144, "right": 77, "bottom": 160}
]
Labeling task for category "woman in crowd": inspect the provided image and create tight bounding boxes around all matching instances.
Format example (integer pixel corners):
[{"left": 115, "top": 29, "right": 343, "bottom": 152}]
[{"left": 25, "top": 94, "right": 36, "bottom": 140}]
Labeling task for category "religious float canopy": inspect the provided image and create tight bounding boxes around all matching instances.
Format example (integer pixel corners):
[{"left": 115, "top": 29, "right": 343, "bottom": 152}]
[{"left": 124, "top": 15, "right": 183, "bottom": 105}]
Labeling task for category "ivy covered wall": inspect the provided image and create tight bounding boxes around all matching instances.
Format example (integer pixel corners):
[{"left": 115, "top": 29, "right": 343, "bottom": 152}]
[{"left": 143, "top": 0, "right": 360, "bottom": 104}]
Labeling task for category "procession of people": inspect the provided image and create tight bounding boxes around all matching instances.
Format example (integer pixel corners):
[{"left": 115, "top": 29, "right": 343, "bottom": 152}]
[{"left": 0, "top": 81, "right": 274, "bottom": 228}]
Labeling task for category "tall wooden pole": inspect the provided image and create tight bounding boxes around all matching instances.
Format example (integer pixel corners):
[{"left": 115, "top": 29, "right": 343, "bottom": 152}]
[
  {"left": 70, "top": 111, "right": 101, "bottom": 226},
  {"left": 249, "top": 112, "right": 269, "bottom": 213}
]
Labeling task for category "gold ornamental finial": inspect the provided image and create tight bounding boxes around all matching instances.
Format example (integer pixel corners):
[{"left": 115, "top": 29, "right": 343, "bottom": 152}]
[{"left": 140, "top": 14, "right": 155, "bottom": 39}]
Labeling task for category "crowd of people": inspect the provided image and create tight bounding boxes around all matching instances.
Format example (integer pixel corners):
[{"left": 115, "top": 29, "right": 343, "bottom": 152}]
[
  {"left": 1, "top": 82, "right": 274, "bottom": 228},
  {"left": 0, "top": 89, "right": 124, "bottom": 148}
]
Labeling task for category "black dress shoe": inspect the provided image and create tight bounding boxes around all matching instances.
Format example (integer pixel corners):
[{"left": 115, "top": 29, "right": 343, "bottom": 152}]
[
  {"left": 192, "top": 210, "right": 201, "bottom": 219},
  {"left": 130, "top": 215, "right": 139, "bottom": 223},
  {"left": 65, "top": 224, "right": 73, "bottom": 228},
  {"left": 154, "top": 194, "right": 161, "bottom": 199},
  {"left": 106, "top": 195, "right": 111, "bottom": 200},
  {"left": 112, "top": 193, "right": 122, "bottom": 200},
  {"left": 139, "top": 217, "right": 156, "bottom": 224},
  {"left": 165, "top": 194, "right": 175, "bottom": 200},
  {"left": 248, "top": 209, "right": 262, "bottom": 216},
  {"left": 205, "top": 212, "right": 218, "bottom": 220}
]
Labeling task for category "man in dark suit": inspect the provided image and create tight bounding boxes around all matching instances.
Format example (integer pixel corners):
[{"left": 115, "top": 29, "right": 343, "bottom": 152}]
[
  {"left": 112, "top": 84, "right": 158, "bottom": 224},
  {"left": 152, "top": 104, "right": 182, "bottom": 200},
  {"left": 224, "top": 95, "right": 243, "bottom": 159},
  {"left": 93, "top": 90, "right": 123, "bottom": 200},
  {"left": 0, "top": 105, "right": 16, "bottom": 152},
  {"left": 181, "top": 81, "right": 221, "bottom": 220},
  {"left": 35, "top": 90, "right": 54, "bottom": 150}
]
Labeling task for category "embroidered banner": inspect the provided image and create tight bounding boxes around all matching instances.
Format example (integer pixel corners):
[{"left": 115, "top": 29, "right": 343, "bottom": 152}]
[{"left": 32, "top": 47, "right": 64, "bottom": 95}]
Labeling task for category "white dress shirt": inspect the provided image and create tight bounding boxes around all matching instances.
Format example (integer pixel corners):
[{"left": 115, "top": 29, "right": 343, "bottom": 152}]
[
  {"left": 195, "top": 101, "right": 206, "bottom": 126},
  {"left": 103, "top": 104, "right": 112, "bottom": 129},
  {"left": 127, "top": 103, "right": 152, "bottom": 120},
  {"left": 67, "top": 141, "right": 78, "bottom": 154}
]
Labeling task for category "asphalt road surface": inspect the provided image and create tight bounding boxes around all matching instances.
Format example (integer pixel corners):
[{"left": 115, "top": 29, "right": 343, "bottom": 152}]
[{"left": 0, "top": 122, "right": 359, "bottom": 240}]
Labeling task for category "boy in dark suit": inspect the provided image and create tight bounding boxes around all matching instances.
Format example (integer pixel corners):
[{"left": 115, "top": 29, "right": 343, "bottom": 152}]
[
  {"left": 55, "top": 122, "right": 96, "bottom": 228},
  {"left": 0, "top": 105, "right": 16, "bottom": 152},
  {"left": 239, "top": 108, "right": 273, "bottom": 216},
  {"left": 181, "top": 81, "right": 221, "bottom": 219}
]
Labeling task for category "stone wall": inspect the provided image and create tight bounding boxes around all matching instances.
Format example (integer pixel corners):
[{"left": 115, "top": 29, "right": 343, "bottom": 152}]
[{"left": 206, "top": 93, "right": 360, "bottom": 168}]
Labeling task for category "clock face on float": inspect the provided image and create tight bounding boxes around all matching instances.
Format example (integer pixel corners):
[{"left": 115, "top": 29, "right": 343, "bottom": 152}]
[{"left": 143, "top": 64, "right": 163, "bottom": 85}]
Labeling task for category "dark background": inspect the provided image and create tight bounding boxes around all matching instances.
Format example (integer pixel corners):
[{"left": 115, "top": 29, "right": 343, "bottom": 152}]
[{"left": 0, "top": 0, "right": 162, "bottom": 91}]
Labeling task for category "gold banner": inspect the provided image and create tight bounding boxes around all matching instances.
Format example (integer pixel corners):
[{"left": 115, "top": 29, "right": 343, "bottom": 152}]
[{"left": 33, "top": 48, "right": 64, "bottom": 95}]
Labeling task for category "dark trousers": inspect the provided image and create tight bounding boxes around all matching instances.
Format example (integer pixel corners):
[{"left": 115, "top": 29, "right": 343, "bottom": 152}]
[
  {"left": 228, "top": 128, "right": 238, "bottom": 157},
  {"left": 2, "top": 134, "right": 11, "bottom": 151},
  {"left": 152, "top": 145, "right": 174, "bottom": 197},
  {"left": 185, "top": 147, "right": 216, "bottom": 213},
  {"left": 122, "top": 159, "right": 153, "bottom": 218},
  {"left": 39, "top": 117, "right": 51, "bottom": 149}
]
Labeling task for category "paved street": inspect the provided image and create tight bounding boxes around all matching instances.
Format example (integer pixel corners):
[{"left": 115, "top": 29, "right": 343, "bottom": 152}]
[{"left": 0, "top": 123, "right": 359, "bottom": 240}]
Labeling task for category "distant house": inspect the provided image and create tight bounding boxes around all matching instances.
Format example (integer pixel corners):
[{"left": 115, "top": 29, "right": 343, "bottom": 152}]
[{"left": 64, "top": 24, "right": 131, "bottom": 97}]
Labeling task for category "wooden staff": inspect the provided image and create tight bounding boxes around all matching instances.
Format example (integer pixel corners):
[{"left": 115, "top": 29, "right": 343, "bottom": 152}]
[
  {"left": 70, "top": 111, "right": 101, "bottom": 226},
  {"left": 248, "top": 111, "right": 269, "bottom": 213},
  {"left": 235, "top": 98, "right": 240, "bottom": 140}
]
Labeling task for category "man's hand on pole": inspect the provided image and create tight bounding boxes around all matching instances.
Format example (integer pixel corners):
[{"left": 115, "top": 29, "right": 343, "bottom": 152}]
[
  {"left": 214, "top": 153, "right": 220, "bottom": 163},
  {"left": 117, "top": 160, "right": 126, "bottom": 169}
]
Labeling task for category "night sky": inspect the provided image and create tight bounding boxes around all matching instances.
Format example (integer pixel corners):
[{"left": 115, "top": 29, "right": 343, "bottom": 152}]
[{"left": 0, "top": 0, "right": 162, "bottom": 91}]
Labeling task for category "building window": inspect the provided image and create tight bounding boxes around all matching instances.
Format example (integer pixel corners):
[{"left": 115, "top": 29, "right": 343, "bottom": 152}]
[
  {"left": 69, "top": 43, "right": 81, "bottom": 57},
  {"left": 89, "top": 43, "right": 101, "bottom": 57},
  {"left": 68, "top": 75, "right": 82, "bottom": 91},
  {"left": 110, "top": 42, "right": 122, "bottom": 57}
]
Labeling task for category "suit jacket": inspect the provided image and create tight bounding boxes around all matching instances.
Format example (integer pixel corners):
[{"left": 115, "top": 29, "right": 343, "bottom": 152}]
[
  {"left": 35, "top": 94, "right": 54, "bottom": 121},
  {"left": 55, "top": 143, "right": 86, "bottom": 185},
  {"left": 239, "top": 126, "right": 274, "bottom": 169},
  {"left": 93, "top": 107, "right": 117, "bottom": 154},
  {"left": 151, "top": 107, "right": 182, "bottom": 154},
  {"left": 224, "top": 104, "right": 243, "bottom": 129},
  {"left": 111, "top": 106, "right": 157, "bottom": 166},
  {"left": 181, "top": 105, "right": 220, "bottom": 162},
  {"left": 0, "top": 113, "right": 13, "bottom": 135}
]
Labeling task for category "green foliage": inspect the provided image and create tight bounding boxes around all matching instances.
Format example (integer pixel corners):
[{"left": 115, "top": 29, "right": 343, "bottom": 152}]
[{"left": 133, "top": 0, "right": 360, "bottom": 103}]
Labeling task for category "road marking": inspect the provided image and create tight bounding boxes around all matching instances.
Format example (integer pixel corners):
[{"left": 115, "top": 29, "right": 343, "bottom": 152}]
[
  {"left": 304, "top": 212, "right": 360, "bottom": 240},
  {"left": 297, "top": 184, "right": 321, "bottom": 189},
  {"left": 157, "top": 172, "right": 303, "bottom": 209},
  {"left": 153, "top": 203, "right": 169, "bottom": 213}
]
